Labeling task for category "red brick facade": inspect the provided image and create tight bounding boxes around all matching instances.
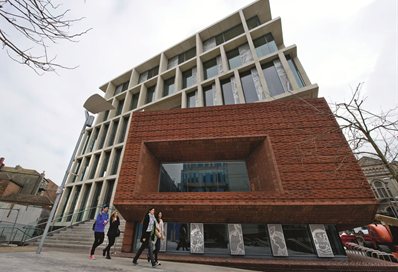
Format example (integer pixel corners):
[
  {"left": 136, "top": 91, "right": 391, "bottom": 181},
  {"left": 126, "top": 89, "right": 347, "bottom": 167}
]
[{"left": 114, "top": 98, "right": 378, "bottom": 252}]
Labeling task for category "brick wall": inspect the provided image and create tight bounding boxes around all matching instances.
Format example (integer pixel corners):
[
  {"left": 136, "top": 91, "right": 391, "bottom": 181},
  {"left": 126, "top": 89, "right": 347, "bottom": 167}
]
[{"left": 114, "top": 98, "right": 378, "bottom": 251}]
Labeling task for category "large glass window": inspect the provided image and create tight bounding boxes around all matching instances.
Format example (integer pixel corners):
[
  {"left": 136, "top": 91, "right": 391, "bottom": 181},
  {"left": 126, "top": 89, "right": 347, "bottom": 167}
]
[
  {"left": 114, "top": 81, "right": 129, "bottom": 96},
  {"left": 66, "top": 186, "right": 81, "bottom": 221},
  {"left": 203, "top": 85, "right": 214, "bottom": 107},
  {"left": 240, "top": 70, "right": 259, "bottom": 103},
  {"left": 118, "top": 116, "right": 129, "bottom": 144},
  {"left": 325, "top": 225, "right": 346, "bottom": 256},
  {"left": 253, "top": 33, "right": 277, "bottom": 58},
  {"left": 262, "top": 62, "right": 285, "bottom": 97},
  {"left": 286, "top": 55, "right": 305, "bottom": 88},
  {"left": 130, "top": 93, "right": 139, "bottom": 110},
  {"left": 246, "top": 16, "right": 261, "bottom": 30},
  {"left": 97, "top": 124, "right": 109, "bottom": 149},
  {"left": 111, "top": 148, "right": 122, "bottom": 175},
  {"left": 87, "top": 128, "right": 99, "bottom": 153},
  {"left": 182, "top": 68, "right": 195, "bottom": 89},
  {"left": 159, "top": 161, "right": 250, "bottom": 192},
  {"left": 76, "top": 184, "right": 91, "bottom": 221},
  {"left": 89, "top": 182, "right": 103, "bottom": 219},
  {"left": 106, "top": 120, "right": 118, "bottom": 147},
  {"left": 186, "top": 91, "right": 197, "bottom": 108},
  {"left": 99, "top": 151, "right": 110, "bottom": 177},
  {"left": 242, "top": 224, "right": 272, "bottom": 256},
  {"left": 216, "top": 24, "right": 244, "bottom": 45},
  {"left": 71, "top": 159, "right": 82, "bottom": 183},
  {"left": 80, "top": 157, "right": 91, "bottom": 181},
  {"left": 115, "top": 99, "right": 124, "bottom": 116},
  {"left": 146, "top": 85, "right": 156, "bottom": 104},
  {"left": 203, "top": 58, "right": 218, "bottom": 80},
  {"left": 227, "top": 48, "right": 242, "bottom": 70},
  {"left": 139, "top": 66, "right": 159, "bottom": 83},
  {"left": 204, "top": 224, "right": 229, "bottom": 254},
  {"left": 165, "top": 223, "right": 190, "bottom": 252},
  {"left": 57, "top": 187, "right": 71, "bottom": 222},
  {"left": 163, "top": 77, "right": 175, "bottom": 97},
  {"left": 178, "top": 47, "right": 196, "bottom": 64},
  {"left": 221, "top": 78, "right": 235, "bottom": 105},
  {"left": 103, "top": 180, "right": 115, "bottom": 206},
  {"left": 89, "top": 154, "right": 100, "bottom": 179},
  {"left": 282, "top": 224, "right": 316, "bottom": 256}
]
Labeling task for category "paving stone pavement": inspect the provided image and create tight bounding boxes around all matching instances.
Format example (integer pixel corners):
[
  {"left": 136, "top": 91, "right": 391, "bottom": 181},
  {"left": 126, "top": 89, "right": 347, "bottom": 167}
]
[{"left": 0, "top": 249, "right": 253, "bottom": 272}]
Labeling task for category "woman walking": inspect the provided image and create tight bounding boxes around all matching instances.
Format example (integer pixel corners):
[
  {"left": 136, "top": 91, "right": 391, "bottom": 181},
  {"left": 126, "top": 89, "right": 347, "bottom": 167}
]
[
  {"left": 151, "top": 211, "right": 164, "bottom": 265},
  {"left": 103, "top": 211, "right": 120, "bottom": 259},
  {"left": 132, "top": 208, "right": 158, "bottom": 268},
  {"left": 89, "top": 204, "right": 109, "bottom": 260}
]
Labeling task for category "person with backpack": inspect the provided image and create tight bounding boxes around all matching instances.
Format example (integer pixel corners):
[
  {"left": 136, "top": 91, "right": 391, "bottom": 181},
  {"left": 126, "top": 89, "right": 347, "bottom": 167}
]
[{"left": 89, "top": 204, "right": 109, "bottom": 260}]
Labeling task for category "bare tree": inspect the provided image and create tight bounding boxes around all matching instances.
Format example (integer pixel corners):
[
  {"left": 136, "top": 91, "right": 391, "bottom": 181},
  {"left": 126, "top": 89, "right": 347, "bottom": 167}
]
[
  {"left": 333, "top": 83, "right": 398, "bottom": 183},
  {"left": 0, "top": 0, "right": 90, "bottom": 73}
]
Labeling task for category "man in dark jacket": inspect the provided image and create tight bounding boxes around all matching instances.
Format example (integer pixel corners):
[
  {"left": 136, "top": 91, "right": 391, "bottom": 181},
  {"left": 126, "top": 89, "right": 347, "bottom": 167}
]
[{"left": 132, "top": 207, "right": 158, "bottom": 267}]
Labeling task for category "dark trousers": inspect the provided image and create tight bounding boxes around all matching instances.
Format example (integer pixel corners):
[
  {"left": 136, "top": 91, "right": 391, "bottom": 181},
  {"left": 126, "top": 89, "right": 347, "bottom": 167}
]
[
  {"left": 153, "top": 238, "right": 160, "bottom": 262},
  {"left": 90, "top": 232, "right": 104, "bottom": 255},
  {"left": 103, "top": 235, "right": 116, "bottom": 256},
  {"left": 133, "top": 232, "right": 155, "bottom": 266}
]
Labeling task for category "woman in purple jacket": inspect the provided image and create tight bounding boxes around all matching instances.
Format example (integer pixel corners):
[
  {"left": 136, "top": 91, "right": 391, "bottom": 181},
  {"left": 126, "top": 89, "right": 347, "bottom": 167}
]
[{"left": 89, "top": 204, "right": 109, "bottom": 260}]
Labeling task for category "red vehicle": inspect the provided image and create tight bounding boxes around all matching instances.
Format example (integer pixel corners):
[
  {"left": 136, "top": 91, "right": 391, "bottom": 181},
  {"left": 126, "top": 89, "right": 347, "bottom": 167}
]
[{"left": 340, "top": 215, "right": 398, "bottom": 259}]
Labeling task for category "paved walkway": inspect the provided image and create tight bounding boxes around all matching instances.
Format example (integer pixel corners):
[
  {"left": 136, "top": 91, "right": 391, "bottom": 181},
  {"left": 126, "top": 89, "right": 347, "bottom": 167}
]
[{"left": 0, "top": 248, "right": 252, "bottom": 272}]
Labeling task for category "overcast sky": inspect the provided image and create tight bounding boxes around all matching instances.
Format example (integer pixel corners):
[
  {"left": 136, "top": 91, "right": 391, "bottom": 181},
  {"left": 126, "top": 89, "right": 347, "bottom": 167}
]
[{"left": 0, "top": 0, "right": 396, "bottom": 185}]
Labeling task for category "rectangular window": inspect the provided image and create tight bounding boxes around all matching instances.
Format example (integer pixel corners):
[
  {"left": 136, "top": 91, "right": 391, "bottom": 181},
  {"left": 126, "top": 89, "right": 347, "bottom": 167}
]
[
  {"left": 89, "top": 182, "right": 103, "bottom": 219},
  {"left": 76, "top": 184, "right": 91, "bottom": 221},
  {"left": 111, "top": 148, "right": 122, "bottom": 175},
  {"left": 203, "top": 58, "right": 218, "bottom": 80},
  {"left": 71, "top": 159, "right": 82, "bottom": 183},
  {"left": 103, "top": 180, "right": 115, "bottom": 206},
  {"left": 221, "top": 78, "right": 235, "bottom": 105},
  {"left": 89, "top": 154, "right": 100, "bottom": 179},
  {"left": 97, "top": 124, "right": 109, "bottom": 149},
  {"left": 139, "top": 66, "right": 159, "bottom": 83},
  {"left": 114, "top": 81, "right": 129, "bottom": 96},
  {"left": 286, "top": 55, "right": 305, "bottom": 88},
  {"left": 66, "top": 186, "right": 81, "bottom": 221},
  {"left": 159, "top": 161, "right": 250, "bottom": 192},
  {"left": 282, "top": 225, "right": 316, "bottom": 256},
  {"left": 178, "top": 47, "right": 196, "bottom": 64},
  {"left": 163, "top": 77, "right": 175, "bottom": 97},
  {"left": 80, "top": 157, "right": 91, "bottom": 181},
  {"left": 240, "top": 70, "right": 259, "bottom": 103},
  {"left": 81, "top": 131, "right": 91, "bottom": 155},
  {"left": 226, "top": 48, "right": 242, "bottom": 70},
  {"left": 106, "top": 120, "right": 119, "bottom": 147},
  {"left": 204, "top": 224, "right": 229, "bottom": 254},
  {"left": 253, "top": 33, "right": 277, "bottom": 58},
  {"left": 242, "top": 224, "right": 272, "bottom": 256},
  {"left": 262, "top": 62, "right": 285, "bottom": 96},
  {"left": 203, "top": 85, "right": 214, "bottom": 107},
  {"left": 146, "top": 86, "right": 156, "bottom": 104},
  {"left": 102, "top": 110, "right": 109, "bottom": 122},
  {"left": 58, "top": 187, "right": 71, "bottom": 222},
  {"left": 186, "top": 91, "right": 196, "bottom": 108},
  {"left": 182, "top": 69, "right": 195, "bottom": 89},
  {"left": 215, "top": 24, "right": 244, "bottom": 45},
  {"left": 246, "top": 16, "right": 261, "bottom": 30},
  {"left": 130, "top": 93, "right": 139, "bottom": 110},
  {"left": 99, "top": 152, "right": 110, "bottom": 177},
  {"left": 87, "top": 128, "right": 99, "bottom": 153},
  {"left": 115, "top": 98, "right": 124, "bottom": 116},
  {"left": 118, "top": 116, "right": 129, "bottom": 144}
]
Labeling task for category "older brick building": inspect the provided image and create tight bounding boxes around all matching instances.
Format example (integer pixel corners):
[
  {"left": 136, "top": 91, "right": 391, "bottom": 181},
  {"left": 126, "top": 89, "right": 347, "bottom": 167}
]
[{"left": 115, "top": 98, "right": 378, "bottom": 258}]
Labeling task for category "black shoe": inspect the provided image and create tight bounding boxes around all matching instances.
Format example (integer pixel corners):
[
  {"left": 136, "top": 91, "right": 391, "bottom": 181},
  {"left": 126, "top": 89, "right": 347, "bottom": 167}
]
[
  {"left": 152, "top": 263, "right": 159, "bottom": 268},
  {"left": 156, "top": 262, "right": 161, "bottom": 266},
  {"left": 106, "top": 255, "right": 111, "bottom": 259},
  {"left": 132, "top": 260, "right": 138, "bottom": 265},
  {"left": 102, "top": 249, "right": 106, "bottom": 256},
  {"left": 147, "top": 256, "right": 150, "bottom": 262}
]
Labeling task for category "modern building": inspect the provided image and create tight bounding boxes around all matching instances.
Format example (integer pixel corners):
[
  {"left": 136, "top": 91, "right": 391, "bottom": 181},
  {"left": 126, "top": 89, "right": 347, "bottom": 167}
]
[
  {"left": 55, "top": 0, "right": 378, "bottom": 261},
  {"left": 359, "top": 156, "right": 398, "bottom": 218}
]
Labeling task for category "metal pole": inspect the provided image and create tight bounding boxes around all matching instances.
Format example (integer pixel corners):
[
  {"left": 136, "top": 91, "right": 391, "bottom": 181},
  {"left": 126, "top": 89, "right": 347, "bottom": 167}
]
[{"left": 36, "top": 112, "right": 93, "bottom": 254}]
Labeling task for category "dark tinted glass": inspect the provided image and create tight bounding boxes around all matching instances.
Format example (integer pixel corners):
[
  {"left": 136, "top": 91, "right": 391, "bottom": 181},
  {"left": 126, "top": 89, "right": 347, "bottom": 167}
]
[
  {"left": 221, "top": 79, "right": 235, "bottom": 105},
  {"left": 262, "top": 62, "right": 284, "bottom": 96},
  {"left": 246, "top": 16, "right": 261, "bottom": 30},
  {"left": 286, "top": 55, "right": 305, "bottom": 88},
  {"left": 242, "top": 224, "right": 272, "bottom": 256},
  {"left": 182, "top": 69, "right": 194, "bottom": 88},
  {"left": 227, "top": 48, "right": 241, "bottom": 69},
  {"left": 204, "top": 224, "right": 229, "bottom": 254},
  {"left": 240, "top": 70, "right": 259, "bottom": 103},
  {"left": 163, "top": 77, "right": 175, "bottom": 96},
  {"left": 130, "top": 93, "right": 139, "bottom": 110},
  {"left": 325, "top": 225, "right": 346, "bottom": 255},
  {"left": 146, "top": 86, "right": 156, "bottom": 103},
  {"left": 159, "top": 162, "right": 250, "bottom": 192},
  {"left": 282, "top": 224, "right": 315, "bottom": 256}
]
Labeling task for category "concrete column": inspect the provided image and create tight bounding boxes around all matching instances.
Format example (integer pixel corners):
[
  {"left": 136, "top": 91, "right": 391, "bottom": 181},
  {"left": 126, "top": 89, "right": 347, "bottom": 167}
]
[
  {"left": 254, "top": 61, "right": 271, "bottom": 99},
  {"left": 137, "top": 85, "right": 146, "bottom": 108},
  {"left": 214, "top": 78, "right": 223, "bottom": 105},
  {"left": 181, "top": 91, "right": 187, "bottom": 108},
  {"left": 196, "top": 85, "right": 204, "bottom": 107},
  {"left": 278, "top": 52, "right": 298, "bottom": 91},
  {"left": 267, "top": 224, "right": 288, "bottom": 256},
  {"left": 175, "top": 66, "right": 182, "bottom": 92},
  {"left": 220, "top": 45, "right": 229, "bottom": 72},
  {"left": 233, "top": 70, "right": 245, "bottom": 104}
]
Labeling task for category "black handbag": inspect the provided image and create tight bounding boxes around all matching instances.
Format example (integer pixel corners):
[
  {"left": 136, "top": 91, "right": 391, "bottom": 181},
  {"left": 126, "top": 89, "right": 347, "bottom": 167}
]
[
  {"left": 92, "top": 221, "right": 96, "bottom": 231},
  {"left": 116, "top": 229, "right": 121, "bottom": 237}
]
